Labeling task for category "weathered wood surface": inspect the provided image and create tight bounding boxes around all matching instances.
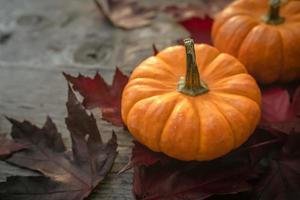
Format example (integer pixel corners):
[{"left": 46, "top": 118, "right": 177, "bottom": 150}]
[{"left": 0, "top": 0, "right": 189, "bottom": 199}]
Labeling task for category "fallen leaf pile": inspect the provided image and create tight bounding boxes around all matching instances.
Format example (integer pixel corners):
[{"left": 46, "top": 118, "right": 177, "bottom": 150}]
[
  {"left": 0, "top": 87, "right": 118, "bottom": 200},
  {"left": 65, "top": 61, "right": 300, "bottom": 199}
]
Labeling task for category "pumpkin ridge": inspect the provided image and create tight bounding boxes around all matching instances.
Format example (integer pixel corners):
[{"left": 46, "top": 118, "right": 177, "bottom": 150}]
[
  {"left": 131, "top": 68, "right": 174, "bottom": 81},
  {"left": 157, "top": 96, "right": 179, "bottom": 152},
  {"left": 209, "top": 74, "right": 260, "bottom": 103},
  {"left": 203, "top": 53, "right": 247, "bottom": 82},
  {"left": 130, "top": 60, "right": 177, "bottom": 82},
  {"left": 211, "top": 92, "right": 260, "bottom": 130},
  {"left": 195, "top": 44, "right": 220, "bottom": 75},
  {"left": 126, "top": 92, "right": 179, "bottom": 149},
  {"left": 159, "top": 96, "right": 200, "bottom": 160},
  {"left": 126, "top": 77, "right": 176, "bottom": 90},
  {"left": 185, "top": 97, "right": 201, "bottom": 160},
  {"left": 122, "top": 89, "right": 171, "bottom": 124},
  {"left": 213, "top": 10, "right": 251, "bottom": 38},
  {"left": 155, "top": 56, "right": 180, "bottom": 78},
  {"left": 208, "top": 97, "right": 236, "bottom": 149},
  {"left": 202, "top": 53, "right": 223, "bottom": 77},
  {"left": 209, "top": 95, "right": 253, "bottom": 148},
  {"left": 213, "top": 91, "right": 260, "bottom": 110},
  {"left": 215, "top": 15, "right": 258, "bottom": 57},
  {"left": 237, "top": 24, "right": 259, "bottom": 59}
]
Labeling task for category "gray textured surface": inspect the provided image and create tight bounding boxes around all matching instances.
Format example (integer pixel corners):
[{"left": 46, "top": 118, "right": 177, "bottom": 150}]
[{"left": 0, "top": 0, "right": 188, "bottom": 199}]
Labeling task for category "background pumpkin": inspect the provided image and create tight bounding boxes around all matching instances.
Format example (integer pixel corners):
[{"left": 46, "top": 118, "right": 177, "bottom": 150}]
[
  {"left": 121, "top": 39, "right": 261, "bottom": 161},
  {"left": 212, "top": 0, "right": 300, "bottom": 84}
]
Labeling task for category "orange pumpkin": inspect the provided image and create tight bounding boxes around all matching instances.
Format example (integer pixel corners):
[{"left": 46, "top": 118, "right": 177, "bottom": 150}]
[
  {"left": 121, "top": 39, "right": 261, "bottom": 161},
  {"left": 212, "top": 0, "right": 300, "bottom": 84}
]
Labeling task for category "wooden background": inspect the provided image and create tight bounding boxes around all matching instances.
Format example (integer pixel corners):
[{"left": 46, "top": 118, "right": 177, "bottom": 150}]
[{"left": 0, "top": 0, "right": 193, "bottom": 199}]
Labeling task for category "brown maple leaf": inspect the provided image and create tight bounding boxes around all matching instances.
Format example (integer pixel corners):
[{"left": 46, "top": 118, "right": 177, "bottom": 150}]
[
  {"left": 94, "top": 0, "right": 156, "bottom": 29},
  {"left": 253, "top": 131, "right": 300, "bottom": 200},
  {"left": 0, "top": 134, "right": 27, "bottom": 158},
  {"left": 0, "top": 86, "right": 118, "bottom": 200},
  {"left": 163, "top": 0, "right": 232, "bottom": 21},
  {"left": 64, "top": 68, "right": 129, "bottom": 127},
  {"left": 128, "top": 142, "right": 256, "bottom": 200}
]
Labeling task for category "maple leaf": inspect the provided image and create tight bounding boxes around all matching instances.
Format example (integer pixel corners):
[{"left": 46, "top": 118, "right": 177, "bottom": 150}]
[
  {"left": 292, "top": 86, "right": 300, "bottom": 116},
  {"left": 64, "top": 68, "right": 129, "bottom": 126},
  {"left": 94, "top": 0, "right": 156, "bottom": 29},
  {"left": 178, "top": 17, "right": 214, "bottom": 45},
  {"left": 118, "top": 141, "right": 169, "bottom": 174},
  {"left": 163, "top": 0, "right": 232, "bottom": 21},
  {"left": 152, "top": 44, "right": 159, "bottom": 56},
  {"left": 261, "top": 87, "right": 295, "bottom": 123},
  {"left": 163, "top": 1, "right": 232, "bottom": 45},
  {"left": 260, "top": 86, "right": 300, "bottom": 134},
  {"left": 130, "top": 142, "right": 256, "bottom": 200},
  {"left": 163, "top": 4, "right": 206, "bottom": 21},
  {"left": 0, "top": 86, "right": 118, "bottom": 200},
  {"left": 0, "top": 134, "right": 27, "bottom": 158},
  {"left": 253, "top": 131, "right": 300, "bottom": 200}
]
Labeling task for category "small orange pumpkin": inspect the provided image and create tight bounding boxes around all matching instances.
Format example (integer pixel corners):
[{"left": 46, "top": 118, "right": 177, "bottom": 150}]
[
  {"left": 212, "top": 0, "right": 300, "bottom": 84},
  {"left": 121, "top": 39, "right": 261, "bottom": 161}
]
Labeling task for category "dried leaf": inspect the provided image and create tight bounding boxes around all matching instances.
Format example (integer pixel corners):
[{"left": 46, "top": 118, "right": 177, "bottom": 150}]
[
  {"left": 253, "top": 131, "right": 300, "bottom": 200},
  {"left": 131, "top": 142, "right": 256, "bottom": 200},
  {"left": 178, "top": 17, "right": 214, "bottom": 44},
  {"left": 152, "top": 44, "right": 159, "bottom": 56},
  {"left": 0, "top": 87, "right": 118, "bottom": 200},
  {"left": 292, "top": 86, "right": 300, "bottom": 116},
  {"left": 0, "top": 134, "right": 27, "bottom": 158},
  {"left": 163, "top": 4, "right": 206, "bottom": 21},
  {"left": 260, "top": 86, "right": 300, "bottom": 134},
  {"left": 261, "top": 87, "right": 294, "bottom": 123},
  {"left": 64, "top": 68, "right": 129, "bottom": 126},
  {"left": 94, "top": 0, "right": 156, "bottom": 29},
  {"left": 163, "top": 0, "right": 232, "bottom": 20}
]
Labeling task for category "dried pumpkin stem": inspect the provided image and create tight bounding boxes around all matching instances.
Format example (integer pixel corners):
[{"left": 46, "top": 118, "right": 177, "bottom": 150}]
[
  {"left": 177, "top": 38, "right": 209, "bottom": 96},
  {"left": 263, "top": 0, "right": 285, "bottom": 25}
]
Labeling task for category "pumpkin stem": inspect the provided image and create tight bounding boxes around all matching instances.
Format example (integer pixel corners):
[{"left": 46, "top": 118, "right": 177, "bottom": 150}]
[
  {"left": 263, "top": 0, "right": 285, "bottom": 25},
  {"left": 177, "top": 38, "right": 209, "bottom": 96}
]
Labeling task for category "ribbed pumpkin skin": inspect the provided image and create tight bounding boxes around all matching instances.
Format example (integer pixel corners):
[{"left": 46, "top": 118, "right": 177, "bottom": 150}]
[
  {"left": 121, "top": 44, "right": 261, "bottom": 161},
  {"left": 212, "top": 0, "right": 300, "bottom": 84}
]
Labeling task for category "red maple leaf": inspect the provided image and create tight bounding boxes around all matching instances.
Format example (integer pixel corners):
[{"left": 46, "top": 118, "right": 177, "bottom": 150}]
[
  {"left": 260, "top": 86, "right": 300, "bottom": 134},
  {"left": 178, "top": 17, "right": 214, "bottom": 45},
  {"left": 152, "top": 44, "right": 159, "bottom": 56},
  {"left": 64, "top": 68, "right": 129, "bottom": 126},
  {"left": 0, "top": 87, "right": 118, "bottom": 200},
  {"left": 125, "top": 128, "right": 290, "bottom": 200},
  {"left": 128, "top": 139, "right": 268, "bottom": 200}
]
